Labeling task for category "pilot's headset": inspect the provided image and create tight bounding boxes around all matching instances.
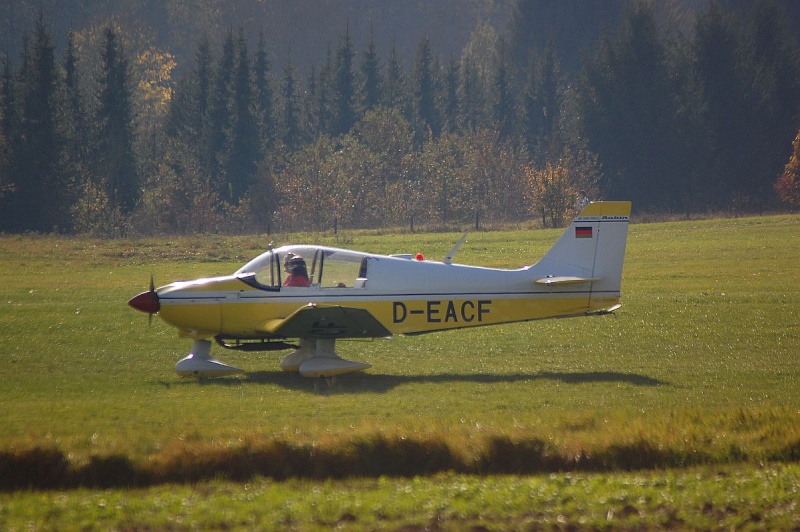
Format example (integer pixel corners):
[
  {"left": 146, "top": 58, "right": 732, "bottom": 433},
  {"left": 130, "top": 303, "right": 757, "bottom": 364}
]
[{"left": 285, "top": 254, "right": 307, "bottom": 275}]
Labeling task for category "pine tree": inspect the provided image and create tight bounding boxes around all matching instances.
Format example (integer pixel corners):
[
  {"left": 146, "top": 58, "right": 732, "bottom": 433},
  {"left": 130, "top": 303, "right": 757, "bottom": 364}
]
[
  {"left": 691, "top": 1, "right": 800, "bottom": 209},
  {"left": 62, "top": 31, "right": 89, "bottom": 228},
  {"left": 280, "top": 55, "right": 302, "bottom": 150},
  {"left": 458, "top": 54, "right": 483, "bottom": 132},
  {"left": 225, "top": 29, "right": 259, "bottom": 202},
  {"left": 188, "top": 36, "right": 213, "bottom": 165},
  {"left": 163, "top": 35, "right": 213, "bottom": 194},
  {"left": 332, "top": 28, "right": 356, "bottom": 136},
  {"left": 491, "top": 37, "right": 514, "bottom": 140},
  {"left": 693, "top": 2, "right": 753, "bottom": 208},
  {"left": 442, "top": 56, "right": 459, "bottom": 134},
  {"left": 95, "top": 26, "right": 138, "bottom": 215},
  {"left": 578, "top": 3, "right": 685, "bottom": 209},
  {"left": 358, "top": 31, "right": 381, "bottom": 114},
  {"left": 11, "top": 15, "right": 69, "bottom": 231},
  {"left": 207, "top": 31, "right": 235, "bottom": 195},
  {"left": 744, "top": 0, "right": 800, "bottom": 206},
  {"left": 254, "top": 30, "right": 274, "bottom": 153},
  {"left": 383, "top": 42, "right": 407, "bottom": 118},
  {"left": 308, "top": 45, "right": 335, "bottom": 137},
  {"left": 508, "top": 0, "right": 629, "bottom": 77},
  {"left": 521, "top": 42, "right": 563, "bottom": 163},
  {"left": 0, "top": 54, "right": 17, "bottom": 230},
  {"left": 412, "top": 37, "right": 439, "bottom": 142}
]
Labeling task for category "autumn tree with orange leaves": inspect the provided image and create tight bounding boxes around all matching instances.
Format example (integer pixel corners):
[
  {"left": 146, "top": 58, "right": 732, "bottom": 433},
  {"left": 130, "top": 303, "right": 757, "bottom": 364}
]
[{"left": 775, "top": 130, "right": 800, "bottom": 207}]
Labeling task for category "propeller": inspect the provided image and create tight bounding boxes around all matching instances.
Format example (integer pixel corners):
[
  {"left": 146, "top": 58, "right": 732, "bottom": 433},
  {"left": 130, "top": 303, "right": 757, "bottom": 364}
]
[{"left": 128, "top": 274, "right": 160, "bottom": 323}]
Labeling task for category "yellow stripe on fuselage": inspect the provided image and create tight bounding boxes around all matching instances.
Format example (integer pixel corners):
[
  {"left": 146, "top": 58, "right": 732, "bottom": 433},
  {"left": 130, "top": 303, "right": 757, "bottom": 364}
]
[{"left": 157, "top": 287, "right": 619, "bottom": 339}]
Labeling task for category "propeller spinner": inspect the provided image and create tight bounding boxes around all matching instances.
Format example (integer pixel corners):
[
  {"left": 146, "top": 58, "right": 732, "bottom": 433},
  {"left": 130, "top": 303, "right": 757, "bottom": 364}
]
[{"left": 128, "top": 275, "right": 160, "bottom": 315}]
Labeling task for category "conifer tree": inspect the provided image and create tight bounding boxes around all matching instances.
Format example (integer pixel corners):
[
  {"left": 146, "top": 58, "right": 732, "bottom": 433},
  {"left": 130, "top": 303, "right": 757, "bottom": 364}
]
[
  {"left": 744, "top": 0, "right": 800, "bottom": 205},
  {"left": 207, "top": 31, "right": 235, "bottom": 194},
  {"left": 188, "top": 36, "right": 212, "bottom": 164},
  {"left": 254, "top": 30, "right": 274, "bottom": 152},
  {"left": 62, "top": 31, "right": 90, "bottom": 227},
  {"left": 11, "top": 16, "right": 70, "bottom": 231},
  {"left": 332, "top": 28, "right": 356, "bottom": 136},
  {"left": 383, "top": 42, "right": 407, "bottom": 118},
  {"left": 225, "top": 29, "right": 259, "bottom": 202},
  {"left": 458, "top": 54, "right": 483, "bottom": 132},
  {"left": 0, "top": 55, "right": 17, "bottom": 230},
  {"left": 412, "top": 37, "right": 439, "bottom": 142},
  {"left": 280, "top": 55, "right": 302, "bottom": 150},
  {"left": 442, "top": 56, "right": 459, "bottom": 134},
  {"left": 521, "top": 42, "right": 563, "bottom": 163},
  {"left": 578, "top": 3, "right": 684, "bottom": 209},
  {"left": 491, "top": 36, "right": 514, "bottom": 140},
  {"left": 358, "top": 31, "right": 381, "bottom": 114},
  {"left": 308, "top": 45, "right": 335, "bottom": 137},
  {"left": 95, "top": 26, "right": 138, "bottom": 215}
]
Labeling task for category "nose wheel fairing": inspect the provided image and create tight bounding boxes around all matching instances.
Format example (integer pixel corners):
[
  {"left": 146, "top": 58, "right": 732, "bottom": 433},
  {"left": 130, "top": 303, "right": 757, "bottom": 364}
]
[{"left": 175, "top": 339, "right": 245, "bottom": 378}]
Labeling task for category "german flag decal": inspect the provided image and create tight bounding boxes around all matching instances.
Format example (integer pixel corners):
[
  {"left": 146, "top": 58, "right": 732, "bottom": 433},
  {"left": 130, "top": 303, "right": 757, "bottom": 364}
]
[{"left": 575, "top": 226, "right": 593, "bottom": 238}]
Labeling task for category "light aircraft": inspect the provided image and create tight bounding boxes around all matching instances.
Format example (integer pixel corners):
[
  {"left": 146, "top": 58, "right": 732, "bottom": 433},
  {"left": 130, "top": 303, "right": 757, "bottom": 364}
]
[{"left": 128, "top": 201, "right": 631, "bottom": 378}]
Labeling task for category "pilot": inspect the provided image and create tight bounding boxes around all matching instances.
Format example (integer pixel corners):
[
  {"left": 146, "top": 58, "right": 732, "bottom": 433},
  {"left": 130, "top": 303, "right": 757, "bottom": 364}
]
[{"left": 283, "top": 254, "right": 310, "bottom": 287}]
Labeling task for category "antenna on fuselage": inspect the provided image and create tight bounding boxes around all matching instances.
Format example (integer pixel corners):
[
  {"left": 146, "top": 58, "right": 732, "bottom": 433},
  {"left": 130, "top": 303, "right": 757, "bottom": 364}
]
[{"left": 443, "top": 230, "right": 469, "bottom": 265}]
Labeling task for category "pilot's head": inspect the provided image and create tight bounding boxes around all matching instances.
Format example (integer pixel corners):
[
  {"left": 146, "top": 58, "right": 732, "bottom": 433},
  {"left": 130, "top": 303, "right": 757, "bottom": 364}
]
[{"left": 284, "top": 254, "right": 306, "bottom": 274}]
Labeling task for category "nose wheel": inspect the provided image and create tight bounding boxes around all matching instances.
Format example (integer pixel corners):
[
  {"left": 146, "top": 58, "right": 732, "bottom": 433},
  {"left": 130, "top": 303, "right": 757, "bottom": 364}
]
[{"left": 175, "top": 339, "right": 244, "bottom": 378}]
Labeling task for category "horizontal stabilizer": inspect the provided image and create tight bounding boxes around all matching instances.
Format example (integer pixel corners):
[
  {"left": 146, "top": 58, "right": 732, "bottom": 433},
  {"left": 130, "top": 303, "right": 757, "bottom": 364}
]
[
  {"left": 536, "top": 276, "right": 604, "bottom": 286},
  {"left": 257, "top": 303, "right": 392, "bottom": 339}
]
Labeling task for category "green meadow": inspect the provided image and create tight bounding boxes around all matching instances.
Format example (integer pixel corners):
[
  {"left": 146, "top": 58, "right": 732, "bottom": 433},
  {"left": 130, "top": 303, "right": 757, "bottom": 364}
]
[{"left": 1, "top": 214, "right": 799, "bottom": 529}]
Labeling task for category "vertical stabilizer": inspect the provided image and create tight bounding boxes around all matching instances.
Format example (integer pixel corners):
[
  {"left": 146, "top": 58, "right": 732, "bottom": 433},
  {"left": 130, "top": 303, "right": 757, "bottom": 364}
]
[{"left": 531, "top": 201, "right": 631, "bottom": 308}]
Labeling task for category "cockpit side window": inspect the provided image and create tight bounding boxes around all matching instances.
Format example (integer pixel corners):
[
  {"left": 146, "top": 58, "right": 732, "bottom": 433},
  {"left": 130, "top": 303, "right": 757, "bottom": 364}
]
[{"left": 316, "top": 250, "right": 365, "bottom": 288}]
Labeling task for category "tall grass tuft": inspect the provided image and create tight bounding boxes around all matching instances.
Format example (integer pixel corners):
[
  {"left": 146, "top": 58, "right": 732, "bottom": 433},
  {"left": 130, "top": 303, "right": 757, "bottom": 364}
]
[
  {"left": 477, "top": 436, "right": 566, "bottom": 473},
  {"left": 0, "top": 447, "right": 69, "bottom": 490},
  {"left": 5, "top": 426, "right": 800, "bottom": 491}
]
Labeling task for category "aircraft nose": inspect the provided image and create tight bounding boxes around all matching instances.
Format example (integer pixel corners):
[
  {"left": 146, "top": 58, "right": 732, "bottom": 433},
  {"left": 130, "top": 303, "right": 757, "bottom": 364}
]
[{"left": 128, "top": 290, "right": 160, "bottom": 314}]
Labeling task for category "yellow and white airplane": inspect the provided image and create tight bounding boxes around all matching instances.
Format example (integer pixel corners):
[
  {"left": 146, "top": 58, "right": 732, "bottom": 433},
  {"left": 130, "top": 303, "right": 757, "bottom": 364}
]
[{"left": 129, "top": 201, "right": 631, "bottom": 378}]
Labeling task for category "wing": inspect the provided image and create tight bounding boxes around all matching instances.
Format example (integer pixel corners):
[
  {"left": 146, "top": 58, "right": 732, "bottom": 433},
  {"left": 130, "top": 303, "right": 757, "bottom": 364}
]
[{"left": 256, "top": 303, "right": 392, "bottom": 339}]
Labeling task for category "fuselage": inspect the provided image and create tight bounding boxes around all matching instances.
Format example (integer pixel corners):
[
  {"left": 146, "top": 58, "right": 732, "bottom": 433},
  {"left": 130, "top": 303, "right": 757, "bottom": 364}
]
[{"left": 154, "top": 244, "right": 620, "bottom": 340}]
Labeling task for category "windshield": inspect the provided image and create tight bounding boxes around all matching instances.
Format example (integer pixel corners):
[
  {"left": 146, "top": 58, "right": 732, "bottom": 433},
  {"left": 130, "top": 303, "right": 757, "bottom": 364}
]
[
  {"left": 236, "top": 250, "right": 282, "bottom": 288},
  {"left": 236, "top": 246, "right": 369, "bottom": 290}
]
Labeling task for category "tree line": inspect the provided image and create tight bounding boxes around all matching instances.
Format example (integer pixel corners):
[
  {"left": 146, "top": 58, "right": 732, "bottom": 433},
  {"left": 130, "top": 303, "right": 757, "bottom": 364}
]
[{"left": 1, "top": 0, "right": 799, "bottom": 235}]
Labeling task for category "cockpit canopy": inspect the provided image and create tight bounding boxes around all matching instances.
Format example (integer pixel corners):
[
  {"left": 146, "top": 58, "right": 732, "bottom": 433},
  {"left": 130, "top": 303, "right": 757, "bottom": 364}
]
[{"left": 235, "top": 246, "right": 368, "bottom": 290}]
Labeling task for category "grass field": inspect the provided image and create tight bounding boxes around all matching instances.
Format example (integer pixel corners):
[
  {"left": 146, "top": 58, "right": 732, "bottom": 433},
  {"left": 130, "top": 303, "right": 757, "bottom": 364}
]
[{"left": 1, "top": 214, "right": 799, "bottom": 529}]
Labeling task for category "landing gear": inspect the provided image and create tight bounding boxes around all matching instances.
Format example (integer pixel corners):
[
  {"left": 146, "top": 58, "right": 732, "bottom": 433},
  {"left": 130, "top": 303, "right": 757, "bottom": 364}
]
[
  {"left": 175, "top": 339, "right": 244, "bottom": 378},
  {"left": 280, "top": 338, "right": 371, "bottom": 378},
  {"left": 173, "top": 338, "right": 369, "bottom": 379}
]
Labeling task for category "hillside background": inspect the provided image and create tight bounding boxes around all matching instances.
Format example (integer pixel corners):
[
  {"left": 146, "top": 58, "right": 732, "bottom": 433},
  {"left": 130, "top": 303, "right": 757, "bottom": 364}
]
[{"left": 2, "top": 0, "right": 800, "bottom": 234}]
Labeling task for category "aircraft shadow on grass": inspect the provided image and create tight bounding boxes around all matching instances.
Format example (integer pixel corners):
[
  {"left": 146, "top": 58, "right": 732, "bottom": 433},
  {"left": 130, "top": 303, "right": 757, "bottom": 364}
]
[{"left": 160, "top": 370, "right": 667, "bottom": 394}]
